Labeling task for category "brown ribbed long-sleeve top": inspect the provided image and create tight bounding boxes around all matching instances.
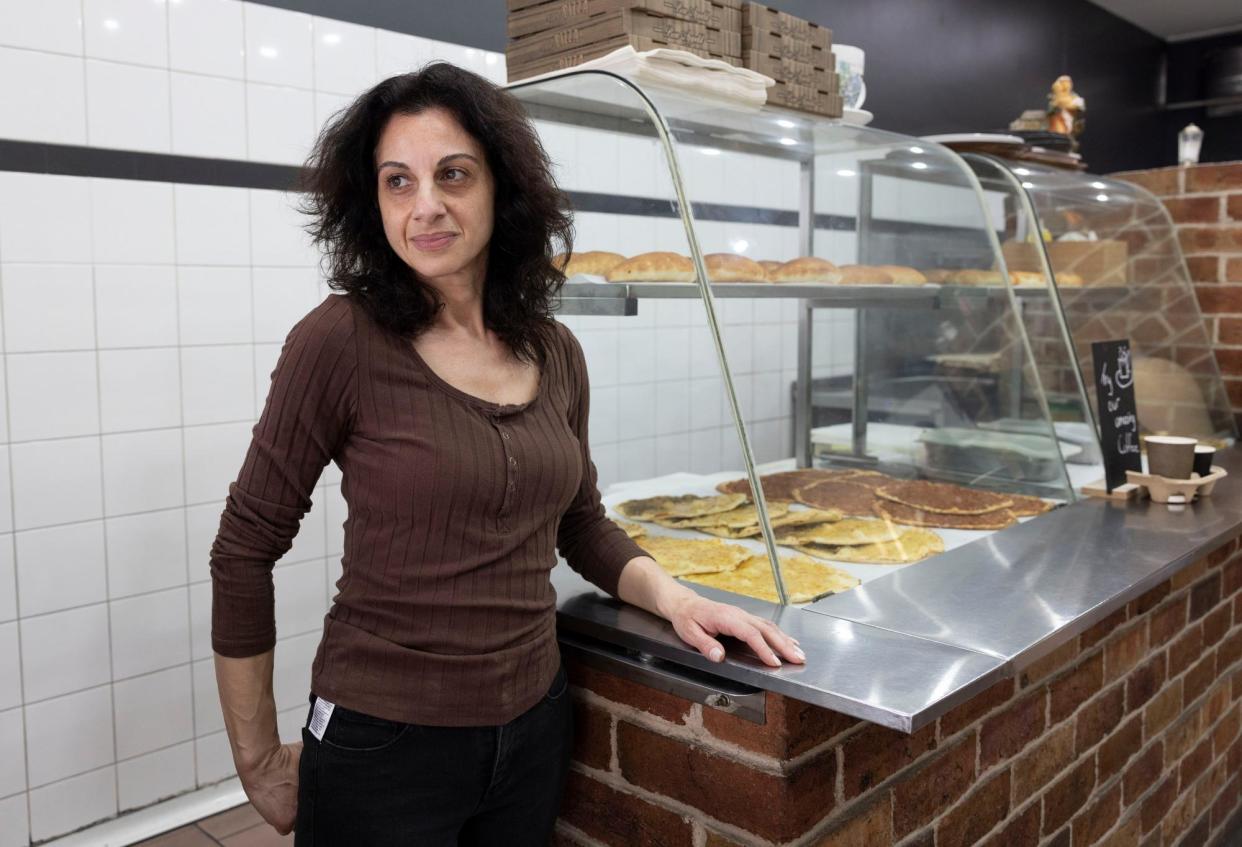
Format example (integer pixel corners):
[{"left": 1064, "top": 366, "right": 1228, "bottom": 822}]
[{"left": 210, "top": 293, "right": 646, "bottom": 726}]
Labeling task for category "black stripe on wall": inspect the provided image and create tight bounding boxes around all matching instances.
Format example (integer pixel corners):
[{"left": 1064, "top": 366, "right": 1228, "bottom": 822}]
[
  {"left": 0, "top": 139, "right": 303, "bottom": 191},
  {"left": 0, "top": 139, "right": 997, "bottom": 241},
  {"left": 0, "top": 140, "right": 858, "bottom": 229}
]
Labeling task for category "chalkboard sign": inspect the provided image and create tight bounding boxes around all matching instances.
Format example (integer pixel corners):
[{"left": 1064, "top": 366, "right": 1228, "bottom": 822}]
[{"left": 1092, "top": 339, "right": 1141, "bottom": 491}]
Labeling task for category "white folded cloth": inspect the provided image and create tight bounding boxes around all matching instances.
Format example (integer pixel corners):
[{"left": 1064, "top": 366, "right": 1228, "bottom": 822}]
[{"left": 514, "top": 46, "right": 774, "bottom": 109}]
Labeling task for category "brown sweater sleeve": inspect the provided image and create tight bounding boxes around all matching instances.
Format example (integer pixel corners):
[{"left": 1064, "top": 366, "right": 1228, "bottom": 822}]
[
  {"left": 555, "top": 325, "right": 648, "bottom": 597},
  {"left": 210, "top": 296, "right": 357, "bottom": 658}
]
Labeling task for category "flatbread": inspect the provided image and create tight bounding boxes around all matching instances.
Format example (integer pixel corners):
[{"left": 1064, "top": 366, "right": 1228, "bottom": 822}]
[
  {"left": 1005, "top": 494, "right": 1055, "bottom": 517},
  {"left": 876, "top": 501, "right": 1017, "bottom": 531},
  {"left": 684, "top": 554, "right": 859, "bottom": 603},
  {"left": 614, "top": 519, "right": 646, "bottom": 538},
  {"left": 636, "top": 536, "right": 752, "bottom": 576},
  {"left": 716, "top": 469, "right": 861, "bottom": 500},
  {"left": 778, "top": 518, "right": 901, "bottom": 546},
  {"left": 772, "top": 508, "right": 844, "bottom": 528},
  {"left": 697, "top": 507, "right": 841, "bottom": 539},
  {"left": 698, "top": 507, "right": 843, "bottom": 539},
  {"left": 794, "top": 480, "right": 881, "bottom": 517},
  {"left": 615, "top": 493, "right": 748, "bottom": 521},
  {"left": 794, "top": 528, "right": 945, "bottom": 564},
  {"left": 875, "top": 481, "right": 1014, "bottom": 516},
  {"left": 834, "top": 471, "right": 894, "bottom": 490},
  {"left": 653, "top": 501, "right": 789, "bottom": 530}
]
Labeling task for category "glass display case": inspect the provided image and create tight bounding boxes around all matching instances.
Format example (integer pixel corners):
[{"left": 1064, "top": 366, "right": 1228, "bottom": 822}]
[
  {"left": 961, "top": 157, "right": 1237, "bottom": 448},
  {"left": 508, "top": 70, "right": 1089, "bottom": 605}
]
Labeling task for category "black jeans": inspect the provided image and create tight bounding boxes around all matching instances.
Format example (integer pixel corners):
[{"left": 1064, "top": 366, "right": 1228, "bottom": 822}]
[{"left": 294, "top": 665, "right": 573, "bottom": 846}]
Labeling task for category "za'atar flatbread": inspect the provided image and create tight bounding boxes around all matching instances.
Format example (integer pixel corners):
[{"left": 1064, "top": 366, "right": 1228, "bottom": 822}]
[
  {"left": 653, "top": 501, "right": 789, "bottom": 530},
  {"left": 615, "top": 493, "right": 748, "bottom": 522}
]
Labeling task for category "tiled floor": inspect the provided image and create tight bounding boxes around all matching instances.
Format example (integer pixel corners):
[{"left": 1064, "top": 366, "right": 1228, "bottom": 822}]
[{"left": 134, "top": 803, "right": 291, "bottom": 847}]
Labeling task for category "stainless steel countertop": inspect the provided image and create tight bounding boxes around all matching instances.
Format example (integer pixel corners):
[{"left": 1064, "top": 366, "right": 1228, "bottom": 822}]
[{"left": 554, "top": 448, "right": 1242, "bottom": 733}]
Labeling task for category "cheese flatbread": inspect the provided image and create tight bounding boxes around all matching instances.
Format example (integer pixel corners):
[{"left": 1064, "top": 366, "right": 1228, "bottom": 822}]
[
  {"left": 697, "top": 507, "right": 842, "bottom": 539},
  {"left": 636, "top": 536, "right": 752, "bottom": 576},
  {"left": 794, "top": 528, "right": 945, "bottom": 564},
  {"left": 684, "top": 554, "right": 859, "bottom": 603},
  {"left": 778, "top": 518, "right": 901, "bottom": 546},
  {"left": 615, "top": 493, "right": 748, "bottom": 521}
]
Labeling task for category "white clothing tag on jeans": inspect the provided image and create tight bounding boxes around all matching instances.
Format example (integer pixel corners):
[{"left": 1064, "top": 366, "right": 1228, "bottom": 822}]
[{"left": 309, "top": 697, "right": 335, "bottom": 741}]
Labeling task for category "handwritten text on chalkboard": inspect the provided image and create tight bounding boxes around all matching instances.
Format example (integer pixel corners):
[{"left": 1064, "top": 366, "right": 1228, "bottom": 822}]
[{"left": 1092, "top": 339, "right": 1141, "bottom": 491}]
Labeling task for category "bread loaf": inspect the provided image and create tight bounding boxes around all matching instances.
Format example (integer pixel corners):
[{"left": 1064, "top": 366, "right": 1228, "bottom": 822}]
[
  {"left": 604, "top": 251, "right": 696, "bottom": 282},
  {"left": 554, "top": 250, "right": 627, "bottom": 278},
  {"left": 835, "top": 265, "right": 895, "bottom": 285},
  {"left": 705, "top": 253, "right": 767, "bottom": 282},
  {"left": 768, "top": 256, "right": 838, "bottom": 283}
]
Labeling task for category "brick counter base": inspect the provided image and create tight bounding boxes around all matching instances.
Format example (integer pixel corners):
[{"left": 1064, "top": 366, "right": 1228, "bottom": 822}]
[{"left": 555, "top": 538, "right": 1242, "bottom": 846}]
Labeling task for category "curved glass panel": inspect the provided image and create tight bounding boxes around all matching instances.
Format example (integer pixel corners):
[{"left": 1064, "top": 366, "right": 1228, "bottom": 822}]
[
  {"left": 960, "top": 153, "right": 1104, "bottom": 491},
  {"left": 510, "top": 71, "right": 1081, "bottom": 603},
  {"left": 1002, "top": 161, "right": 1236, "bottom": 445}
]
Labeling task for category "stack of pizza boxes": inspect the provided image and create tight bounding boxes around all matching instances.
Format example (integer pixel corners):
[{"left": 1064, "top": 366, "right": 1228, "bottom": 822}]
[
  {"left": 505, "top": 0, "right": 744, "bottom": 83},
  {"left": 741, "top": 2, "right": 841, "bottom": 117}
]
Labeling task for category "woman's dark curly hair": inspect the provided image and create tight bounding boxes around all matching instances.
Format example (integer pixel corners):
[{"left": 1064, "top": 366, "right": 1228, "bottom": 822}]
[{"left": 300, "top": 62, "right": 572, "bottom": 364}]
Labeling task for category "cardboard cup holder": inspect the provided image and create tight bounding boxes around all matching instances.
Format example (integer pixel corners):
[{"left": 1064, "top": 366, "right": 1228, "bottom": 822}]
[{"left": 1124, "top": 466, "right": 1228, "bottom": 504}]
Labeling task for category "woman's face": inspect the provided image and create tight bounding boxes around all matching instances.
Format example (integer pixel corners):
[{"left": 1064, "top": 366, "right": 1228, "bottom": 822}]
[{"left": 374, "top": 107, "right": 495, "bottom": 287}]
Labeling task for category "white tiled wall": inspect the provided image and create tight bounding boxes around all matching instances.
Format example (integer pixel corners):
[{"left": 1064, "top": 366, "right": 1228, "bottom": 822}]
[
  {"left": 0, "top": 0, "right": 863, "bottom": 841},
  {"left": 0, "top": 1, "right": 510, "bottom": 842}
]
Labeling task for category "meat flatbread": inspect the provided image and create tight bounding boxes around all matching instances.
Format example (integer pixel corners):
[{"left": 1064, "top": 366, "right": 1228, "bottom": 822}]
[
  {"left": 876, "top": 501, "right": 1017, "bottom": 531},
  {"left": 615, "top": 493, "right": 748, "bottom": 521},
  {"left": 683, "top": 554, "right": 859, "bottom": 603},
  {"left": 1005, "top": 494, "right": 1055, "bottom": 517},
  {"left": 653, "top": 501, "right": 789, "bottom": 530},
  {"left": 794, "top": 480, "right": 881, "bottom": 517},
  {"left": 636, "top": 536, "right": 752, "bottom": 576},
  {"left": 794, "top": 528, "right": 945, "bottom": 564},
  {"left": 777, "top": 518, "right": 901, "bottom": 546},
  {"left": 715, "top": 468, "right": 861, "bottom": 500},
  {"left": 875, "top": 480, "right": 1013, "bottom": 515}
]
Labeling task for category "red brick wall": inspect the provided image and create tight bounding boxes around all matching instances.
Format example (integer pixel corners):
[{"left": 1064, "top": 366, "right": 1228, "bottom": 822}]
[
  {"left": 556, "top": 538, "right": 1242, "bottom": 846},
  {"left": 1112, "top": 162, "right": 1242, "bottom": 425}
]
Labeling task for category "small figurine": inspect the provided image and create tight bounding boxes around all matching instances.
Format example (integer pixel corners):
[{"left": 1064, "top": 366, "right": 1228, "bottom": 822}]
[{"left": 1047, "top": 75, "right": 1086, "bottom": 148}]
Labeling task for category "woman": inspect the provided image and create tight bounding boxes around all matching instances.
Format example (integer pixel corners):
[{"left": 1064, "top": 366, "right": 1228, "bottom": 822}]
[{"left": 209, "top": 62, "right": 803, "bottom": 846}]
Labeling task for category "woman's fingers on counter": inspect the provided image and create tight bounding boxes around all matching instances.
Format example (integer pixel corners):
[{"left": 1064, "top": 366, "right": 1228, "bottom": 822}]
[{"left": 671, "top": 596, "right": 804, "bottom": 667}]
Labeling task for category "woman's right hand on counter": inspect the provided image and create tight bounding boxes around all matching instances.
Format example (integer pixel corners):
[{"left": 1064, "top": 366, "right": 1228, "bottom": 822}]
[{"left": 239, "top": 741, "right": 302, "bottom": 835}]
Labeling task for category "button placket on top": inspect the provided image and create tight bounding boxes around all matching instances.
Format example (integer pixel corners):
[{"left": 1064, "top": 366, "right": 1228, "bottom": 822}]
[{"left": 493, "top": 411, "right": 518, "bottom": 533}]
